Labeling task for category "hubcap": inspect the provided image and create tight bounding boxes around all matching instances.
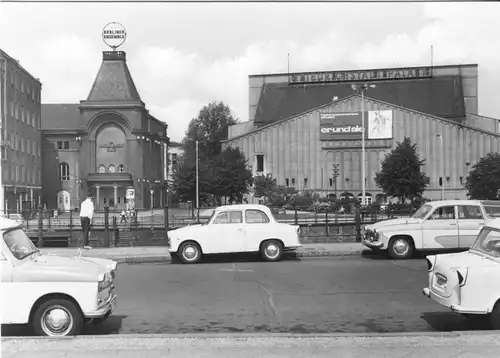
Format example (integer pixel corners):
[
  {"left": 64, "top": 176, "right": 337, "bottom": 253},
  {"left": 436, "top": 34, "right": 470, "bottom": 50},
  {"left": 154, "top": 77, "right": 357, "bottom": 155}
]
[
  {"left": 183, "top": 246, "right": 198, "bottom": 260},
  {"left": 42, "top": 306, "right": 72, "bottom": 336},
  {"left": 393, "top": 239, "right": 409, "bottom": 256},
  {"left": 265, "top": 243, "right": 279, "bottom": 258}
]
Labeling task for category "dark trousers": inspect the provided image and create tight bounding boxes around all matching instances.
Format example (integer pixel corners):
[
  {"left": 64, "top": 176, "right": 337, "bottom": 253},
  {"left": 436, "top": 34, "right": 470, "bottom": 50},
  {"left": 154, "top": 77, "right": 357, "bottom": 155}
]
[{"left": 81, "top": 217, "right": 91, "bottom": 246}]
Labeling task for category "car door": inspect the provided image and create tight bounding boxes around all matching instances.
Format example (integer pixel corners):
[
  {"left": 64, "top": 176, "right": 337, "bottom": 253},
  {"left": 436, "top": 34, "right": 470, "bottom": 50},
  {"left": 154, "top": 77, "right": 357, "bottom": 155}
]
[
  {"left": 0, "top": 248, "right": 15, "bottom": 324},
  {"left": 243, "top": 209, "right": 272, "bottom": 252},
  {"left": 421, "top": 205, "right": 459, "bottom": 249},
  {"left": 457, "top": 205, "right": 487, "bottom": 248},
  {"left": 209, "top": 210, "right": 246, "bottom": 254}
]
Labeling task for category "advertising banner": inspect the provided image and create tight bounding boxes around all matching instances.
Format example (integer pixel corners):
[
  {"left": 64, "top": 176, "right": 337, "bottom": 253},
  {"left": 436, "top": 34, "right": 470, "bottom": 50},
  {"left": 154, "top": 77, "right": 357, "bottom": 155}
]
[{"left": 319, "top": 110, "right": 393, "bottom": 141}]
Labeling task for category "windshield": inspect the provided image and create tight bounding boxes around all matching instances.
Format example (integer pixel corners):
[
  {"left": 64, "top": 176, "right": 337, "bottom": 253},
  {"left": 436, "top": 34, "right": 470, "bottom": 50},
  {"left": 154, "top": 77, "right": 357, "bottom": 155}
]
[
  {"left": 205, "top": 210, "right": 216, "bottom": 224},
  {"left": 470, "top": 228, "right": 500, "bottom": 258},
  {"left": 411, "top": 204, "right": 432, "bottom": 219},
  {"left": 3, "top": 228, "right": 39, "bottom": 260}
]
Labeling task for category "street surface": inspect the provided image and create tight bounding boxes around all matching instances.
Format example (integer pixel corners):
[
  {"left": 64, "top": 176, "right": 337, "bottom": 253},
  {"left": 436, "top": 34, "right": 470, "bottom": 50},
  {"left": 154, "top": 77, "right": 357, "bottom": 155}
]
[
  {"left": 1, "top": 253, "right": 492, "bottom": 337},
  {"left": 3, "top": 334, "right": 500, "bottom": 358}
]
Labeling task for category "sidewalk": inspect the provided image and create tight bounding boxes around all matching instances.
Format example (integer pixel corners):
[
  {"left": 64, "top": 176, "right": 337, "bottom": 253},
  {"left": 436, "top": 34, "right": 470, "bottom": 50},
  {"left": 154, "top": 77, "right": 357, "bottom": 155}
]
[
  {"left": 3, "top": 332, "right": 500, "bottom": 358},
  {"left": 39, "top": 242, "right": 365, "bottom": 263}
]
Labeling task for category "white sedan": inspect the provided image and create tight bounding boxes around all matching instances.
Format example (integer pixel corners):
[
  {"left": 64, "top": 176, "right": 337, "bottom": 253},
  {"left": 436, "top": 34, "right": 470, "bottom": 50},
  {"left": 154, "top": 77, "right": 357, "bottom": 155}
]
[{"left": 167, "top": 204, "right": 302, "bottom": 264}]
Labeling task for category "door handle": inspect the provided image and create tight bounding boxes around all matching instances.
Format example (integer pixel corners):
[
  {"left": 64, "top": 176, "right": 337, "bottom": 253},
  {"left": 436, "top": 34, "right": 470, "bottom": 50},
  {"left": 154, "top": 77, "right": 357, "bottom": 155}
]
[
  {"left": 479, "top": 222, "right": 485, "bottom": 226},
  {"left": 237, "top": 228, "right": 244, "bottom": 231},
  {"left": 450, "top": 223, "right": 457, "bottom": 226}
]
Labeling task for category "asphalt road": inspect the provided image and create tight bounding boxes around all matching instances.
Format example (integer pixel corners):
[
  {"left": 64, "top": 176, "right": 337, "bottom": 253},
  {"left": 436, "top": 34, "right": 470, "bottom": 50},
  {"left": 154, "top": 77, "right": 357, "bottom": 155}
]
[{"left": 1, "top": 253, "right": 491, "bottom": 336}]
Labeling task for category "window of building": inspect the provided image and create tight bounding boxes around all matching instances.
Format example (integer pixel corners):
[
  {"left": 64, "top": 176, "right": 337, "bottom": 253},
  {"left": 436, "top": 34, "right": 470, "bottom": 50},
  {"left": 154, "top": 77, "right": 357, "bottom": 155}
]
[
  {"left": 14, "top": 102, "right": 18, "bottom": 119},
  {"left": 57, "top": 141, "right": 69, "bottom": 150},
  {"left": 118, "top": 197, "right": 121, "bottom": 204},
  {"left": 20, "top": 137, "right": 24, "bottom": 153},
  {"left": 10, "top": 100, "right": 14, "bottom": 117},
  {"left": 58, "top": 163, "right": 70, "bottom": 181},
  {"left": 291, "top": 178, "right": 296, "bottom": 187},
  {"left": 439, "top": 177, "right": 443, "bottom": 186},
  {"left": 256, "top": 154, "right": 264, "bottom": 173},
  {"left": 108, "top": 164, "right": 116, "bottom": 173},
  {"left": 460, "top": 176, "right": 463, "bottom": 185},
  {"left": 21, "top": 80, "right": 24, "bottom": 93},
  {"left": 304, "top": 178, "right": 308, "bottom": 188},
  {"left": 98, "top": 165, "right": 106, "bottom": 173},
  {"left": 329, "top": 178, "right": 333, "bottom": 187},
  {"left": 21, "top": 106, "right": 24, "bottom": 123},
  {"left": 171, "top": 153, "right": 178, "bottom": 166},
  {"left": 285, "top": 178, "right": 290, "bottom": 187},
  {"left": 118, "top": 164, "right": 125, "bottom": 173}
]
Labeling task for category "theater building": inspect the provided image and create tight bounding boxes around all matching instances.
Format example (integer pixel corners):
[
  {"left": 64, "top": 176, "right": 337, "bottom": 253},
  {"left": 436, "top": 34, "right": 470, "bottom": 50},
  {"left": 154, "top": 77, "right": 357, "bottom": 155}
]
[
  {"left": 41, "top": 51, "right": 169, "bottom": 212},
  {"left": 223, "top": 64, "right": 500, "bottom": 203}
]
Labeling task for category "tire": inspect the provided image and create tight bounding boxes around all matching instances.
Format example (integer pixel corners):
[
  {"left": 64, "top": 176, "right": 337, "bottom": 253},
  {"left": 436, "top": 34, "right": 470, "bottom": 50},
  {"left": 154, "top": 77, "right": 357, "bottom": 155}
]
[
  {"left": 178, "top": 241, "right": 202, "bottom": 264},
  {"left": 260, "top": 240, "right": 284, "bottom": 262},
  {"left": 489, "top": 302, "right": 500, "bottom": 329},
  {"left": 32, "top": 298, "right": 84, "bottom": 336},
  {"left": 388, "top": 236, "right": 414, "bottom": 260}
]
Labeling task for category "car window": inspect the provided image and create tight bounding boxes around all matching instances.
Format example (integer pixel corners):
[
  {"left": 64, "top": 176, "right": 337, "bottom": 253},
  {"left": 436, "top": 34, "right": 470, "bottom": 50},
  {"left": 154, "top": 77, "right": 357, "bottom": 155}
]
[
  {"left": 457, "top": 205, "right": 484, "bottom": 220},
  {"left": 214, "top": 211, "right": 242, "bottom": 224},
  {"left": 471, "top": 228, "right": 500, "bottom": 257},
  {"left": 245, "top": 209, "right": 270, "bottom": 224},
  {"left": 429, "top": 206, "right": 456, "bottom": 220}
]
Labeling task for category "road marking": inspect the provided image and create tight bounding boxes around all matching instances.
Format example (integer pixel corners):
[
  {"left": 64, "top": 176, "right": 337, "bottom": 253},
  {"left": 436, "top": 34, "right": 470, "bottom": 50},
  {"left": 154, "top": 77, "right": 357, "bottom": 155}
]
[{"left": 219, "top": 263, "right": 254, "bottom": 273}]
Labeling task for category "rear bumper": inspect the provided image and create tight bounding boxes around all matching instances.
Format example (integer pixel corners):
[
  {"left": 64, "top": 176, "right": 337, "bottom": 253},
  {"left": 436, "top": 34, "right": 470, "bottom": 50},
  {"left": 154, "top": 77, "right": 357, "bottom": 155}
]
[
  {"left": 284, "top": 244, "right": 302, "bottom": 251},
  {"left": 84, "top": 293, "right": 117, "bottom": 319}
]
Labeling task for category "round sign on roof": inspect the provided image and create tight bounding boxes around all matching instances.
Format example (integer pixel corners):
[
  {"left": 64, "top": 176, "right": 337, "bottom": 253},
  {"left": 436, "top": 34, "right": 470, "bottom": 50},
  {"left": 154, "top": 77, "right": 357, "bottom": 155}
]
[{"left": 102, "top": 22, "right": 127, "bottom": 50}]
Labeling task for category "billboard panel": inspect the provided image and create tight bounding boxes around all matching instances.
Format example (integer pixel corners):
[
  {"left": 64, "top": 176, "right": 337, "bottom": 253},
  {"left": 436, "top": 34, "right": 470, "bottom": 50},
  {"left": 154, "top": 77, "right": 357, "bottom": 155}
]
[{"left": 319, "top": 110, "right": 393, "bottom": 141}]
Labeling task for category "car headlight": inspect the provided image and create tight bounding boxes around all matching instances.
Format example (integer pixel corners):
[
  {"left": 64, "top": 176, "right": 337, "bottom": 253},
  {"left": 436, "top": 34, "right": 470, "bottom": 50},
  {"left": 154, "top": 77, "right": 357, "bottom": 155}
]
[{"left": 98, "top": 272, "right": 111, "bottom": 291}]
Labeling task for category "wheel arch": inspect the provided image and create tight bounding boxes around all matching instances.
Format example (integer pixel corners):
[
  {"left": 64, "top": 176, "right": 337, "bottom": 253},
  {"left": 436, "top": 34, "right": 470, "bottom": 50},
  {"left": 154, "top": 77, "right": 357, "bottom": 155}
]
[
  {"left": 259, "top": 238, "right": 285, "bottom": 251},
  {"left": 178, "top": 239, "right": 204, "bottom": 254},
  {"left": 29, "top": 293, "right": 83, "bottom": 324},
  {"left": 389, "top": 234, "right": 415, "bottom": 248}
]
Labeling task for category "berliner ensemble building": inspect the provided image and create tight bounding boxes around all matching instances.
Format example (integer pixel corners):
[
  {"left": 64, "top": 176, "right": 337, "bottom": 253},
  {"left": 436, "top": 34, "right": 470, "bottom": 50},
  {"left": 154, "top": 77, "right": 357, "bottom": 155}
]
[
  {"left": 223, "top": 64, "right": 500, "bottom": 203},
  {"left": 41, "top": 50, "right": 169, "bottom": 211}
]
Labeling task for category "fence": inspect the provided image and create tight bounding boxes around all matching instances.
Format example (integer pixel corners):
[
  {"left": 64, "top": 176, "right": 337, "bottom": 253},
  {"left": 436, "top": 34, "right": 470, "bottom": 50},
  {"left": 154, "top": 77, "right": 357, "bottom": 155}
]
[{"left": 1, "top": 205, "right": 412, "bottom": 248}]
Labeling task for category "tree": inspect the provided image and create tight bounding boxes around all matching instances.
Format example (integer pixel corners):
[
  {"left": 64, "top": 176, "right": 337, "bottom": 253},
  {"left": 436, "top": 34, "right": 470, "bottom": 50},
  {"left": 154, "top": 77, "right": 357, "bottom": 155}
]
[
  {"left": 253, "top": 173, "right": 297, "bottom": 206},
  {"left": 172, "top": 102, "right": 253, "bottom": 205},
  {"left": 374, "top": 137, "right": 430, "bottom": 203},
  {"left": 465, "top": 152, "right": 500, "bottom": 200}
]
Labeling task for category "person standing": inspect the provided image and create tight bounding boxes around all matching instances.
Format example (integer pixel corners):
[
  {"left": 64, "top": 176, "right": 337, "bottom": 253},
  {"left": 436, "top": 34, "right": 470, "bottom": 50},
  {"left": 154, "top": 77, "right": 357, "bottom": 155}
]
[{"left": 80, "top": 193, "right": 94, "bottom": 249}]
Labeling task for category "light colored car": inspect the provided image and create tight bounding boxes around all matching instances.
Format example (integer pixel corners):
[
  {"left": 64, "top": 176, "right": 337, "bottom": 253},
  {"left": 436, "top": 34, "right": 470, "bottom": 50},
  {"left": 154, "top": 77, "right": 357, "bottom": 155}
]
[
  {"left": 423, "top": 218, "right": 500, "bottom": 329},
  {"left": 168, "top": 204, "right": 302, "bottom": 264},
  {"left": 362, "top": 199, "right": 492, "bottom": 260},
  {"left": 0, "top": 217, "right": 118, "bottom": 336}
]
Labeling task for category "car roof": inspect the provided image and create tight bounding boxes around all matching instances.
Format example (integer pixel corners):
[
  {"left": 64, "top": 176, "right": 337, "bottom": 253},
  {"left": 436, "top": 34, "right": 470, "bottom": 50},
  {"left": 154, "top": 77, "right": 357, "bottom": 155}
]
[
  {"left": 214, "top": 204, "right": 270, "bottom": 212},
  {"left": 426, "top": 199, "right": 482, "bottom": 207},
  {"left": 0, "top": 217, "right": 22, "bottom": 231}
]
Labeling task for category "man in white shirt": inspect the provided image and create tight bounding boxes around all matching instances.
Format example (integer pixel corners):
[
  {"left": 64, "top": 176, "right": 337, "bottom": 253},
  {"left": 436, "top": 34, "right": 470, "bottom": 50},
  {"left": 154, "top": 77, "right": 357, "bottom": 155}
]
[{"left": 80, "top": 193, "right": 95, "bottom": 249}]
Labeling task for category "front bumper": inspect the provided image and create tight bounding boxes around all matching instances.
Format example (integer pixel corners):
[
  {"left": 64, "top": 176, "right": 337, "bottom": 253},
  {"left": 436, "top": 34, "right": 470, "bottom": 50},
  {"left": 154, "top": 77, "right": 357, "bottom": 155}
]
[
  {"left": 362, "top": 238, "right": 384, "bottom": 249},
  {"left": 422, "top": 287, "right": 487, "bottom": 315},
  {"left": 84, "top": 293, "right": 117, "bottom": 319}
]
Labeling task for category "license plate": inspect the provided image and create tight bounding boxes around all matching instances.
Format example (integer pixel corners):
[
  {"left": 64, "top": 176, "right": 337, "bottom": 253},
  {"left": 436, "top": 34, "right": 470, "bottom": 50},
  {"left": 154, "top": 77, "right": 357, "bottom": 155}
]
[{"left": 436, "top": 274, "right": 446, "bottom": 286}]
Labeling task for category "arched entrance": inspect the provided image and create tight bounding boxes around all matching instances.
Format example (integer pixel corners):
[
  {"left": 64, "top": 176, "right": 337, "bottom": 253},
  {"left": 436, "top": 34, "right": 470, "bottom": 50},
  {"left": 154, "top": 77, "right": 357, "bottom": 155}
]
[{"left": 57, "top": 190, "right": 70, "bottom": 212}]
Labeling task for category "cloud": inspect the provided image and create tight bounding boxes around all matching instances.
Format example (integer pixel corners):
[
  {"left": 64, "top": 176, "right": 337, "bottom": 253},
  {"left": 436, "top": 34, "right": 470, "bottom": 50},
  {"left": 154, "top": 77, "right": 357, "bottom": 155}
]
[{"left": 1, "top": 2, "right": 499, "bottom": 143}]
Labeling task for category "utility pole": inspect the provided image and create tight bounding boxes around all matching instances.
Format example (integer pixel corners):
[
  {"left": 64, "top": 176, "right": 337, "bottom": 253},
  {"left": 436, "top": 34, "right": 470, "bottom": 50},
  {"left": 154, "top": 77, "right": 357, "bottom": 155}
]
[
  {"left": 332, "top": 163, "right": 340, "bottom": 200},
  {"left": 195, "top": 140, "right": 199, "bottom": 221}
]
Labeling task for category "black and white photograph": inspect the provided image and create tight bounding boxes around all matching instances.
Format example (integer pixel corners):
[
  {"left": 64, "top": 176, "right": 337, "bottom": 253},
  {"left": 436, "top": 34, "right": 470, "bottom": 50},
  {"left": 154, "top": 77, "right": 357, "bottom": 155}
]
[{"left": 1, "top": 0, "right": 500, "bottom": 357}]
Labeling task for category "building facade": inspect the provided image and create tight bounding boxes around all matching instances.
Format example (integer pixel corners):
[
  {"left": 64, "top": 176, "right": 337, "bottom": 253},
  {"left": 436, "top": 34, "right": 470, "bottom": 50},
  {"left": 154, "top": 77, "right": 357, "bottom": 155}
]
[
  {"left": 165, "top": 141, "right": 182, "bottom": 184},
  {"left": 223, "top": 64, "right": 500, "bottom": 203},
  {"left": 0, "top": 49, "right": 43, "bottom": 214},
  {"left": 41, "top": 51, "right": 169, "bottom": 212}
]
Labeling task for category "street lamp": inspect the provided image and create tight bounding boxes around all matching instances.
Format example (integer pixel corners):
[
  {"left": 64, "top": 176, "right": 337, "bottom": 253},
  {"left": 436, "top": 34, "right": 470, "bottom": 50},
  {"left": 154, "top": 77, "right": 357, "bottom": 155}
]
[
  {"left": 332, "top": 163, "right": 340, "bottom": 200},
  {"left": 351, "top": 83, "right": 376, "bottom": 206},
  {"left": 436, "top": 134, "right": 445, "bottom": 200}
]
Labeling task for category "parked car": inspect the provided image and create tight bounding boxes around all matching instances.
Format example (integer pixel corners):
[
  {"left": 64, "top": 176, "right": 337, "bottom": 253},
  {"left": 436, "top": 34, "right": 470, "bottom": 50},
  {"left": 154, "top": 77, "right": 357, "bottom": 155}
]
[
  {"left": 361, "top": 200, "right": 492, "bottom": 259},
  {"left": 0, "top": 217, "right": 118, "bottom": 336},
  {"left": 422, "top": 218, "right": 500, "bottom": 329},
  {"left": 167, "top": 204, "right": 302, "bottom": 264}
]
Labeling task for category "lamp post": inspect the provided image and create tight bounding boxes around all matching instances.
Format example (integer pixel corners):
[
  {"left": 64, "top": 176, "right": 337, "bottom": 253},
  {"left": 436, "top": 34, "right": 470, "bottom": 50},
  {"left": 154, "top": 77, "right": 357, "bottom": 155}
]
[
  {"left": 195, "top": 140, "right": 199, "bottom": 220},
  {"left": 436, "top": 134, "right": 445, "bottom": 200},
  {"left": 332, "top": 163, "right": 340, "bottom": 200},
  {"left": 351, "top": 83, "right": 376, "bottom": 206}
]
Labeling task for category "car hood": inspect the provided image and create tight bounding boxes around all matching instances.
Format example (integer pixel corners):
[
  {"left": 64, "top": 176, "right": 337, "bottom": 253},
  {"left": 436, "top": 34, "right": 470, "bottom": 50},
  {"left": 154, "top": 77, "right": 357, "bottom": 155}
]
[
  {"left": 430, "top": 250, "right": 500, "bottom": 271},
  {"left": 13, "top": 252, "right": 106, "bottom": 283},
  {"left": 366, "top": 217, "right": 421, "bottom": 231}
]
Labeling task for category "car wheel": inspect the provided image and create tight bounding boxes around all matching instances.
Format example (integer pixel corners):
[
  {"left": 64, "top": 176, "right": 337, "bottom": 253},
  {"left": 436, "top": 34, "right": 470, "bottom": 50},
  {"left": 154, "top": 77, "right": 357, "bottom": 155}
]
[
  {"left": 179, "top": 242, "right": 202, "bottom": 264},
  {"left": 388, "top": 236, "right": 414, "bottom": 260},
  {"left": 32, "top": 298, "right": 83, "bottom": 336},
  {"left": 489, "top": 302, "right": 500, "bottom": 329},
  {"left": 260, "top": 240, "right": 284, "bottom": 262}
]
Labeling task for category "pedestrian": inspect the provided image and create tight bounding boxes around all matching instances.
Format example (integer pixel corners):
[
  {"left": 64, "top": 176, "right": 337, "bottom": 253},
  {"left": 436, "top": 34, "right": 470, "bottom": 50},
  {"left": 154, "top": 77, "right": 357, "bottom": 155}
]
[
  {"left": 79, "top": 193, "right": 94, "bottom": 249},
  {"left": 120, "top": 210, "right": 128, "bottom": 223}
]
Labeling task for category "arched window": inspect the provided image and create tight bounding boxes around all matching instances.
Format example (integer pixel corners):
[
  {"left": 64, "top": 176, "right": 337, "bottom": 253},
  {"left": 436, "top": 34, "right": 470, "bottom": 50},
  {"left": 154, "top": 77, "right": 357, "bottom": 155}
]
[
  {"left": 58, "top": 163, "right": 70, "bottom": 181},
  {"left": 118, "top": 164, "right": 125, "bottom": 173},
  {"left": 98, "top": 165, "right": 106, "bottom": 173},
  {"left": 108, "top": 164, "right": 116, "bottom": 173}
]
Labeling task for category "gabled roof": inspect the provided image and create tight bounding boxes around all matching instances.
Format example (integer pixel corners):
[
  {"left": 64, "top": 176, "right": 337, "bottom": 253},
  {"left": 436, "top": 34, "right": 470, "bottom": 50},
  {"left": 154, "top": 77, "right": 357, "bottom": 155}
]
[
  {"left": 254, "top": 76, "right": 465, "bottom": 125},
  {"left": 223, "top": 94, "right": 499, "bottom": 143},
  {"left": 41, "top": 103, "right": 81, "bottom": 130},
  {"left": 86, "top": 51, "right": 142, "bottom": 102}
]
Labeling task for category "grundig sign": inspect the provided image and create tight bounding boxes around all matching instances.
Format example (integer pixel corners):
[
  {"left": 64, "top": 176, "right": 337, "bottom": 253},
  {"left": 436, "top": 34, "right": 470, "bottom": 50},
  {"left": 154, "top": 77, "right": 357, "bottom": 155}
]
[
  {"left": 99, "top": 142, "right": 124, "bottom": 152},
  {"left": 289, "top": 67, "right": 432, "bottom": 84}
]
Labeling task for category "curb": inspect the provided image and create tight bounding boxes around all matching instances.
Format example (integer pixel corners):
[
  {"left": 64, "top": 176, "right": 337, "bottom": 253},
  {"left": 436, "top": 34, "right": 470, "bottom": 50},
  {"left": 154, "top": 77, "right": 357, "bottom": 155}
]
[
  {"left": 86, "top": 250, "right": 363, "bottom": 264},
  {"left": 4, "top": 331, "right": 500, "bottom": 341}
]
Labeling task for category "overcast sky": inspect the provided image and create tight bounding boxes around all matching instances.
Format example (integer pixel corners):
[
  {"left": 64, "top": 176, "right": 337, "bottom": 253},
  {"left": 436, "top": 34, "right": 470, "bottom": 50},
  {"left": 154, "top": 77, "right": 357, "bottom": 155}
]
[{"left": 1, "top": 2, "right": 499, "bottom": 141}]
